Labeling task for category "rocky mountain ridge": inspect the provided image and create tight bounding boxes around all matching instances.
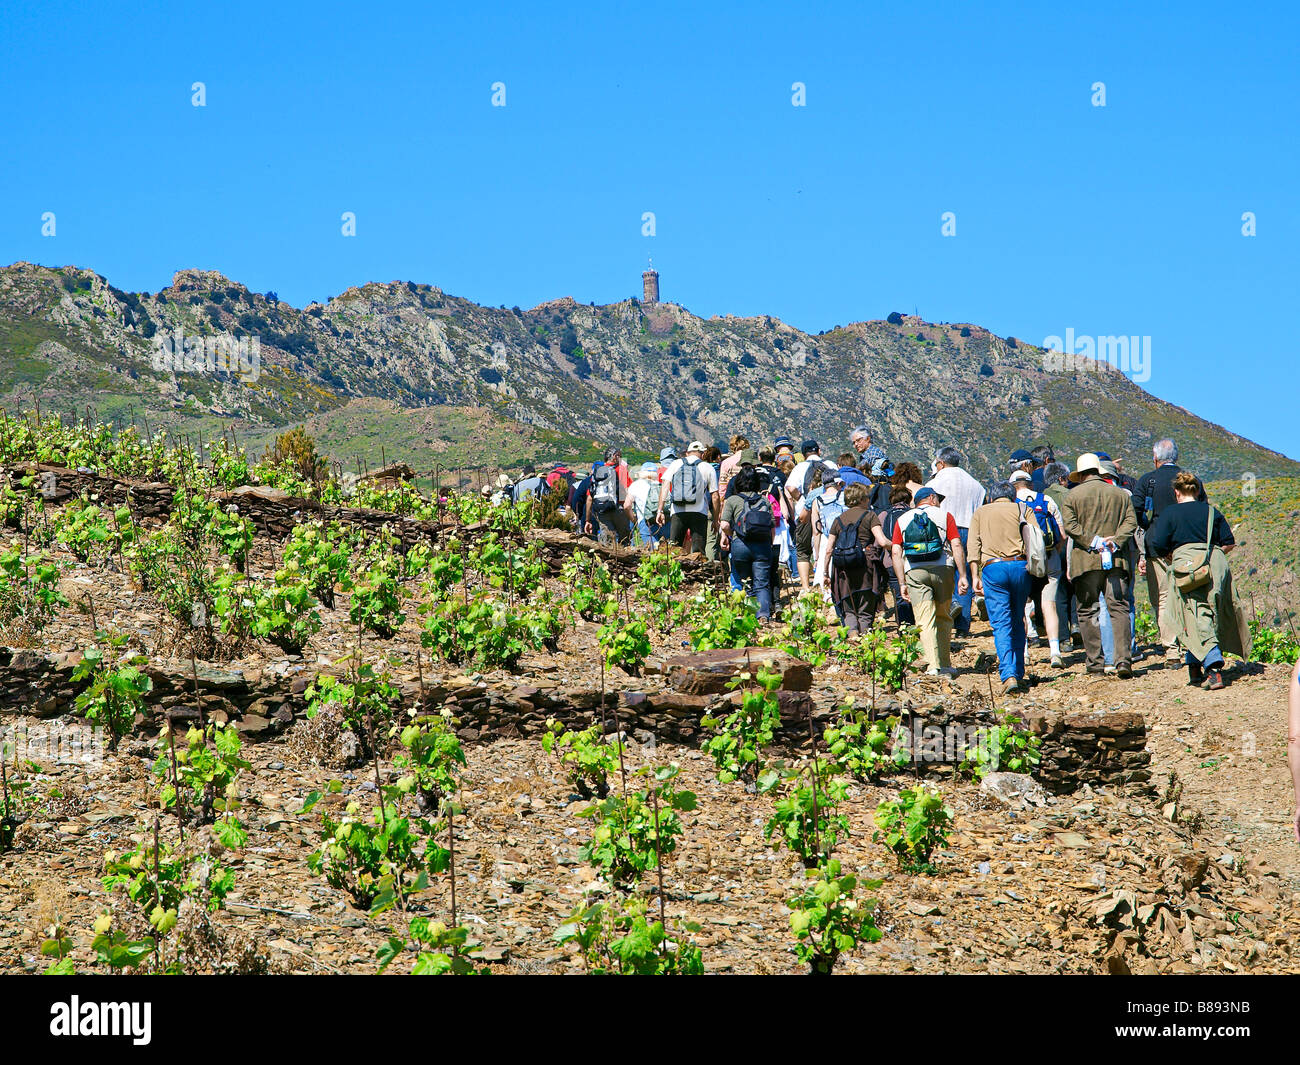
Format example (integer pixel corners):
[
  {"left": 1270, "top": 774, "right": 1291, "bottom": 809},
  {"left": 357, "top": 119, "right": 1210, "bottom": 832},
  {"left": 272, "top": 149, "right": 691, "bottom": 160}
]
[{"left": 1, "top": 261, "right": 1293, "bottom": 482}]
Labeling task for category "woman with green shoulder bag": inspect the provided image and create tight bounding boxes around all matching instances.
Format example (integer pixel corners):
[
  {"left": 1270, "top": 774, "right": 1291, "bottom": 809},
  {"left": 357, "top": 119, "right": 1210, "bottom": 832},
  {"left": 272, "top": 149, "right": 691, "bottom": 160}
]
[{"left": 1145, "top": 472, "right": 1250, "bottom": 690}]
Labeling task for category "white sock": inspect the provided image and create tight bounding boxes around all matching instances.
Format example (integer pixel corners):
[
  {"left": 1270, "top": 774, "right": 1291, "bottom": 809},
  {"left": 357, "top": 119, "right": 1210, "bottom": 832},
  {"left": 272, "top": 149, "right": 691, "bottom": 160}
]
[{"left": 1050, "top": 639, "right": 1060, "bottom": 656}]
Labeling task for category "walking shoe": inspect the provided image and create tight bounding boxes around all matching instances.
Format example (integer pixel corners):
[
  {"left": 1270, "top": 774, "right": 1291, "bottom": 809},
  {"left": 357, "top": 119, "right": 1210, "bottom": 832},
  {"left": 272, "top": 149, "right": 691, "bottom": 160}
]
[
  {"left": 1115, "top": 663, "right": 1133, "bottom": 679},
  {"left": 1165, "top": 646, "right": 1181, "bottom": 663},
  {"left": 1203, "top": 668, "right": 1225, "bottom": 691},
  {"left": 1050, "top": 654, "right": 1064, "bottom": 668},
  {"left": 975, "top": 597, "right": 988, "bottom": 621},
  {"left": 1071, "top": 631, "right": 1085, "bottom": 650},
  {"left": 1002, "top": 677, "right": 1021, "bottom": 694},
  {"left": 938, "top": 666, "right": 960, "bottom": 678},
  {"left": 1187, "top": 663, "right": 1204, "bottom": 685},
  {"left": 1103, "top": 665, "right": 1116, "bottom": 675}
]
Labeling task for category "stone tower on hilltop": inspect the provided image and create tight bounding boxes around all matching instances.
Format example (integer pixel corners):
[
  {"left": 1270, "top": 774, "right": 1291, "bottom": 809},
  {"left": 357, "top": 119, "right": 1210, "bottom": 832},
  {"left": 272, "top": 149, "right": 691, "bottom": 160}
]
[{"left": 642, "top": 260, "right": 659, "bottom": 304}]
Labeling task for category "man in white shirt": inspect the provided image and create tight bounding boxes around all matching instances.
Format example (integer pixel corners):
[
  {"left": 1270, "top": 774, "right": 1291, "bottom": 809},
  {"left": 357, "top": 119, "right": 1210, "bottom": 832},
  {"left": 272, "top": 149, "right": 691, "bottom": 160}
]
[
  {"left": 656, "top": 441, "right": 719, "bottom": 554},
  {"left": 925, "top": 447, "right": 986, "bottom": 636}
]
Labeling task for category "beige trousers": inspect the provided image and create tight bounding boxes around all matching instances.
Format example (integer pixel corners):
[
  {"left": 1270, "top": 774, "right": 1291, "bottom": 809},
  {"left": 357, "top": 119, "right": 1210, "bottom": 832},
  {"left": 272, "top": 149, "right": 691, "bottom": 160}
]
[
  {"left": 906, "top": 565, "right": 955, "bottom": 670},
  {"left": 1145, "top": 554, "right": 1178, "bottom": 649}
]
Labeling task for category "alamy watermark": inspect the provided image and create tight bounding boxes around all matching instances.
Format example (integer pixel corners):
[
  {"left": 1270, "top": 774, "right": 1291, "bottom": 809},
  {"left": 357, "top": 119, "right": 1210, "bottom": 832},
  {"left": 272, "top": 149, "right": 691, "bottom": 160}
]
[
  {"left": 893, "top": 719, "right": 1021, "bottom": 770},
  {"left": 150, "top": 328, "right": 260, "bottom": 384},
  {"left": 50, "top": 996, "right": 151, "bottom": 1045},
  {"left": 611, "top": 719, "right": 1019, "bottom": 770},
  {"left": 2, "top": 721, "right": 106, "bottom": 764},
  {"left": 1041, "top": 328, "right": 1151, "bottom": 383}
]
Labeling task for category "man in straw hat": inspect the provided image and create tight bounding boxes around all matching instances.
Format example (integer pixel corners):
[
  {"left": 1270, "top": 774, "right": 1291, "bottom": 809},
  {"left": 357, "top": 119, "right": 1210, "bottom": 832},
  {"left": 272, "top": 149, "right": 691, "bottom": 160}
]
[{"left": 1059, "top": 453, "right": 1139, "bottom": 678}]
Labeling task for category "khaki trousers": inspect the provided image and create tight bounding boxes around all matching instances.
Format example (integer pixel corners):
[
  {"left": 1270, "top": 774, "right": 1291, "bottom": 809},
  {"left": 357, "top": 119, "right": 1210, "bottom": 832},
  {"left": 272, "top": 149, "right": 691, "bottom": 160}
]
[
  {"left": 906, "top": 565, "right": 955, "bottom": 670},
  {"left": 1076, "top": 568, "right": 1132, "bottom": 670}
]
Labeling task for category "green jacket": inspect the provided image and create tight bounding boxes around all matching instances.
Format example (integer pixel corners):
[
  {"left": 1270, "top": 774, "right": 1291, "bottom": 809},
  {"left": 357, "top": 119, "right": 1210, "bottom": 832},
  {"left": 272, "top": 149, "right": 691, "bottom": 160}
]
[
  {"left": 1043, "top": 482, "right": 1069, "bottom": 514},
  {"left": 1059, "top": 477, "right": 1138, "bottom": 578},
  {"left": 1164, "top": 544, "right": 1251, "bottom": 662}
]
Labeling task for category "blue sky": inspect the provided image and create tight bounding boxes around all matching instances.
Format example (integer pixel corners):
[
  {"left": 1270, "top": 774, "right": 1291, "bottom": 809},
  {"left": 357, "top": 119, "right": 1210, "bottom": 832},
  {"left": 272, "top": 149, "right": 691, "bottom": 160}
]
[{"left": 2, "top": 1, "right": 1296, "bottom": 458}]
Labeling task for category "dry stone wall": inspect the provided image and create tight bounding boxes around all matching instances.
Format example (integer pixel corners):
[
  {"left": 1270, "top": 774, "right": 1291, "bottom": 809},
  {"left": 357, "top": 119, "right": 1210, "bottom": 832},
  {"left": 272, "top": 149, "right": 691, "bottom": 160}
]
[
  {"left": 1, "top": 463, "right": 726, "bottom": 578},
  {"left": 0, "top": 645, "right": 1149, "bottom": 794}
]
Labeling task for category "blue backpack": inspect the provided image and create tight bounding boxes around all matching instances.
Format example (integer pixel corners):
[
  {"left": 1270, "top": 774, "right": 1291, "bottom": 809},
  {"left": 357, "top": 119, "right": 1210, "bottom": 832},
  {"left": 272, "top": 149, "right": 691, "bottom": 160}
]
[
  {"left": 816, "top": 492, "right": 846, "bottom": 536},
  {"left": 1025, "top": 492, "right": 1061, "bottom": 549}
]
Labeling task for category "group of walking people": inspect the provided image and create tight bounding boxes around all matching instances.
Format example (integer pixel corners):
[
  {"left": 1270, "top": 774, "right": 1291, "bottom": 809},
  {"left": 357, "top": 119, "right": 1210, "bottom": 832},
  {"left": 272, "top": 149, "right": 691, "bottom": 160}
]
[{"left": 493, "top": 431, "right": 1251, "bottom": 695}]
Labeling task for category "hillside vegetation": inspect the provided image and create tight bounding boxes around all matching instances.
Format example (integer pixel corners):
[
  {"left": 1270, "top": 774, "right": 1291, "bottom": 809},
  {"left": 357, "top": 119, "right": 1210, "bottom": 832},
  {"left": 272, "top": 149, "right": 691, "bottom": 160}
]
[
  {"left": 1207, "top": 476, "right": 1300, "bottom": 623},
  {"left": 0, "top": 413, "right": 1296, "bottom": 978}
]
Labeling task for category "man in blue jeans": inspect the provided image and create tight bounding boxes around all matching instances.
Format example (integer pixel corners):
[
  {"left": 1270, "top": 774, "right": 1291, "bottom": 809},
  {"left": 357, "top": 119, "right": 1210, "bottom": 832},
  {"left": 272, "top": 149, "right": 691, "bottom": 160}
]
[
  {"left": 968, "top": 482, "right": 1031, "bottom": 693},
  {"left": 953, "top": 526, "right": 974, "bottom": 634}
]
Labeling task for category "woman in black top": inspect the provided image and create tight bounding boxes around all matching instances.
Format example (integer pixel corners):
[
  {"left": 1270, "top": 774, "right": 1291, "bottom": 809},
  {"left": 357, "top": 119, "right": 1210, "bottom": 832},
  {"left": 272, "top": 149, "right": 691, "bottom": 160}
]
[
  {"left": 719, "top": 467, "right": 775, "bottom": 621},
  {"left": 1146, "top": 471, "right": 1241, "bottom": 689},
  {"left": 1145, "top": 491, "right": 1234, "bottom": 557}
]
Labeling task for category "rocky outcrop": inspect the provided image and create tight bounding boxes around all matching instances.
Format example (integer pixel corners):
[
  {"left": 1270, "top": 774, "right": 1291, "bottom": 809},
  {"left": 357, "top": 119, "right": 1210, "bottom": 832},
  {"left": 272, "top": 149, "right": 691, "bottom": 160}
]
[{"left": 3, "top": 261, "right": 1296, "bottom": 483}]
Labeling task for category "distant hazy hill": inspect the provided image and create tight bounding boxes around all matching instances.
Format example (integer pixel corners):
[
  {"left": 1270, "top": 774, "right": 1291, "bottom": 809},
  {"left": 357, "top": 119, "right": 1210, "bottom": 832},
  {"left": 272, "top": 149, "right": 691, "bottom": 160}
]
[{"left": 1, "top": 262, "right": 1294, "bottom": 486}]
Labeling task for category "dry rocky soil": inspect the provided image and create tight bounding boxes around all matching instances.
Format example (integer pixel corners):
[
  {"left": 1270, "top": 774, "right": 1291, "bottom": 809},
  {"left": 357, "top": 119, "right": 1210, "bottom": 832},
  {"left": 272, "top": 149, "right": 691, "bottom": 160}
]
[{"left": 1, "top": 535, "right": 1297, "bottom": 976}]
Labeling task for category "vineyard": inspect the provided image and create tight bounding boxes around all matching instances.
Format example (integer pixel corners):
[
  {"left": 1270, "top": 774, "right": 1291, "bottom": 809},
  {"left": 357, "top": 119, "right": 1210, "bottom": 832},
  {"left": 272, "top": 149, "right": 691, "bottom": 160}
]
[{"left": 0, "top": 410, "right": 1297, "bottom": 976}]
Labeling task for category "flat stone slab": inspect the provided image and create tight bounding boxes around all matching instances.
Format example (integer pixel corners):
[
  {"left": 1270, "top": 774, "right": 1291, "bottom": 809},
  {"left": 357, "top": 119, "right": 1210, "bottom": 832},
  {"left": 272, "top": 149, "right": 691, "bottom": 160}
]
[
  {"left": 621, "top": 690, "right": 713, "bottom": 716},
  {"left": 661, "top": 648, "right": 812, "bottom": 695}
]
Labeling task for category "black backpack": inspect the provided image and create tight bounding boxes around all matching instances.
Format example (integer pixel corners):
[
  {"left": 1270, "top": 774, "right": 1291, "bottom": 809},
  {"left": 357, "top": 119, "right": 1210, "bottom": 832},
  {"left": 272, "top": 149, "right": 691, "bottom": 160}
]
[
  {"left": 832, "top": 513, "right": 871, "bottom": 568},
  {"left": 734, "top": 492, "right": 774, "bottom": 541},
  {"left": 880, "top": 502, "right": 908, "bottom": 542},
  {"left": 870, "top": 481, "right": 891, "bottom": 512}
]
